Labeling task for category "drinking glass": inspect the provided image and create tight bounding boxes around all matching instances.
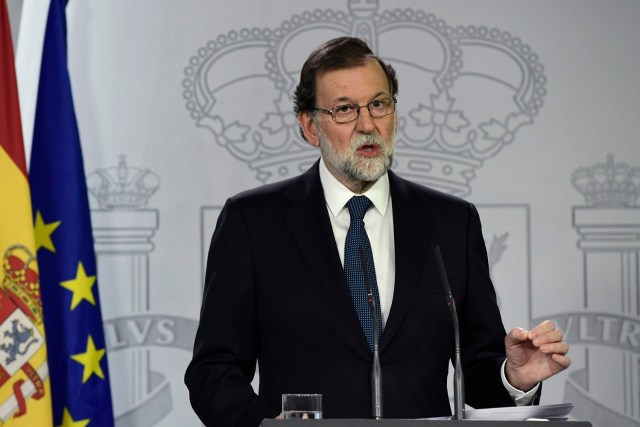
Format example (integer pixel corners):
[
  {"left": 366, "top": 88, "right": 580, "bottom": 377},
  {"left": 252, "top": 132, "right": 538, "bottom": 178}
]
[{"left": 281, "top": 394, "right": 322, "bottom": 419}]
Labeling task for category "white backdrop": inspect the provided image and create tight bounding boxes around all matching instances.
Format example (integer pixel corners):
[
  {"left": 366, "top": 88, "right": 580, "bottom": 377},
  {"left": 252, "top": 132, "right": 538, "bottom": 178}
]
[{"left": 13, "top": 1, "right": 640, "bottom": 426}]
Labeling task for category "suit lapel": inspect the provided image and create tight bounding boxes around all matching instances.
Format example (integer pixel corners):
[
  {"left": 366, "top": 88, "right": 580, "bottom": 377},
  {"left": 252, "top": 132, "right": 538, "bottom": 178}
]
[
  {"left": 282, "top": 162, "right": 370, "bottom": 351},
  {"left": 381, "top": 172, "right": 433, "bottom": 350}
]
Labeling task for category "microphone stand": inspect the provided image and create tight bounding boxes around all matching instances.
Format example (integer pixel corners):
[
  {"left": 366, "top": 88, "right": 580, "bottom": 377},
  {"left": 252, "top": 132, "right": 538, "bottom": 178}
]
[
  {"left": 359, "top": 247, "right": 383, "bottom": 419},
  {"left": 434, "top": 246, "right": 465, "bottom": 420}
]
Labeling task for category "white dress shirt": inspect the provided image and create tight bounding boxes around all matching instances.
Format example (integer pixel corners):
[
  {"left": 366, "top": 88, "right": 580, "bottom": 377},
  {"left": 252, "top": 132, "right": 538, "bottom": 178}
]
[
  {"left": 318, "top": 159, "right": 395, "bottom": 328},
  {"left": 317, "top": 158, "right": 539, "bottom": 405}
]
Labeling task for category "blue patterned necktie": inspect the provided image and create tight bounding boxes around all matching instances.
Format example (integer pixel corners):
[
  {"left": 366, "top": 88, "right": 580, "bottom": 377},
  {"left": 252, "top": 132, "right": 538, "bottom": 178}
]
[{"left": 344, "top": 195, "right": 383, "bottom": 351}]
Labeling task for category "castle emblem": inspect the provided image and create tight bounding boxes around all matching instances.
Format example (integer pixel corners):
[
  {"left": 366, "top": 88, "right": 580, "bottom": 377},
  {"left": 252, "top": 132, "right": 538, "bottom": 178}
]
[{"left": 182, "top": 0, "right": 546, "bottom": 196}]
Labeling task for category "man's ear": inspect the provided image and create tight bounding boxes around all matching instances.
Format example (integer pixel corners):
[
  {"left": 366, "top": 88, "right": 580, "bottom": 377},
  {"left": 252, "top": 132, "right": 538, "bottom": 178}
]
[{"left": 299, "top": 111, "right": 320, "bottom": 148}]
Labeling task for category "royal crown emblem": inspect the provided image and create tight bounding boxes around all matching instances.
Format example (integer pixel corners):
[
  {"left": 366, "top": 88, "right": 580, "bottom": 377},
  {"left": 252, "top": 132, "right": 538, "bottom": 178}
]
[
  {"left": 572, "top": 154, "right": 640, "bottom": 207},
  {"left": 182, "top": 0, "right": 546, "bottom": 196},
  {"left": 87, "top": 155, "right": 160, "bottom": 210},
  {"left": 1, "top": 245, "right": 43, "bottom": 323}
]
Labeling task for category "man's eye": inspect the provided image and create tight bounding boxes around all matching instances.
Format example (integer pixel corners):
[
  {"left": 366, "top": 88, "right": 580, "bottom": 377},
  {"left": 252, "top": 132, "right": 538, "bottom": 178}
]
[
  {"left": 370, "top": 100, "right": 384, "bottom": 108},
  {"left": 335, "top": 105, "right": 354, "bottom": 113}
]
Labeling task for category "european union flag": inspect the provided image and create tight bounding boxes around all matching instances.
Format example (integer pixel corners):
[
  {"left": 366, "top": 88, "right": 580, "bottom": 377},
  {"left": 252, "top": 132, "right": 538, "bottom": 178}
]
[{"left": 29, "top": 0, "right": 115, "bottom": 425}]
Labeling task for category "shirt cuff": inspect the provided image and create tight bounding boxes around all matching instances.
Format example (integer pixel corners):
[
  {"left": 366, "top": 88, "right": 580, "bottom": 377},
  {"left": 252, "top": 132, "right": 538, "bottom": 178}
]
[{"left": 501, "top": 360, "right": 540, "bottom": 406}]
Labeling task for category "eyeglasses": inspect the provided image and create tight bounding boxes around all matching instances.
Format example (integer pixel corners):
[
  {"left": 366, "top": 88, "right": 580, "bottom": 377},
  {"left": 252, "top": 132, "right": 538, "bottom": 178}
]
[{"left": 314, "top": 97, "right": 397, "bottom": 123}]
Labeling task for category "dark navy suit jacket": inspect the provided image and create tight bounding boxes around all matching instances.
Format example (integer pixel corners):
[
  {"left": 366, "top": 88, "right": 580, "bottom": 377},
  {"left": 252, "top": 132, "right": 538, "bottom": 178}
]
[{"left": 185, "top": 161, "right": 516, "bottom": 426}]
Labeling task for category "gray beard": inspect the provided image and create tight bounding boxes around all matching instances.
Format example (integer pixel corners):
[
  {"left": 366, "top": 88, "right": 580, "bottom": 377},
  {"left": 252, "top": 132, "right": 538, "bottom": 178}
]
[{"left": 318, "top": 131, "right": 394, "bottom": 187}]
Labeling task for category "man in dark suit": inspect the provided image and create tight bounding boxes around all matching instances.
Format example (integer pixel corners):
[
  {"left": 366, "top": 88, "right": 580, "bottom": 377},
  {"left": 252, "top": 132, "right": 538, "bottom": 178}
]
[{"left": 185, "top": 37, "right": 570, "bottom": 427}]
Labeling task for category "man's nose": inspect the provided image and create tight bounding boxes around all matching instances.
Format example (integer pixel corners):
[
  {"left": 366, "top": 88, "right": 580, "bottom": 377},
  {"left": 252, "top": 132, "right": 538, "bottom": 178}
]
[{"left": 355, "top": 106, "right": 376, "bottom": 133}]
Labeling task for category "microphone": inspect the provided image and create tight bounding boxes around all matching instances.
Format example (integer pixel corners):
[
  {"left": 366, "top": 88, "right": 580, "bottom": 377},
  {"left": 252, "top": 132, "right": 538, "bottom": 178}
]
[
  {"left": 359, "top": 246, "right": 383, "bottom": 419},
  {"left": 434, "top": 245, "right": 465, "bottom": 420}
]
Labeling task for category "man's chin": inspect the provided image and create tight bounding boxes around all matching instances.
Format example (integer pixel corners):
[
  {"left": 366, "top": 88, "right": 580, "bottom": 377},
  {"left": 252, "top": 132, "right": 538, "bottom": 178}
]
[{"left": 348, "top": 161, "right": 389, "bottom": 182}]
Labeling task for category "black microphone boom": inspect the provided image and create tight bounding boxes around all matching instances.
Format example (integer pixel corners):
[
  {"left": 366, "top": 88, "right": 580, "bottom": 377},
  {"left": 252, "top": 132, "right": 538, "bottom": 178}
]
[
  {"left": 359, "top": 246, "right": 383, "bottom": 419},
  {"left": 434, "top": 245, "right": 465, "bottom": 420}
]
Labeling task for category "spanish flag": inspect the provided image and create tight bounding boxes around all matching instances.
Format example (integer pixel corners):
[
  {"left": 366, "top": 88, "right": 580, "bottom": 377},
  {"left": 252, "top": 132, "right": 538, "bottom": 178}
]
[{"left": 0, "top": 0, "right": 53, "bottom": 425}]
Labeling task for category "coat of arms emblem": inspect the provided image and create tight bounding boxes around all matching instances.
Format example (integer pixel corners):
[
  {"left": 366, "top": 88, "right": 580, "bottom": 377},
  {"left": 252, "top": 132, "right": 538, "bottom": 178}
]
[{"left": 0, "top": 245, "right": 47, "bottom": 418}]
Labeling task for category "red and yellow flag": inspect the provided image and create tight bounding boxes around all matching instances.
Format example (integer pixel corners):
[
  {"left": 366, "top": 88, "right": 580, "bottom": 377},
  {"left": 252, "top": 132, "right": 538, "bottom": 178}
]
[{"left": 0, "top": 0, "right": 53, "bottom": 424}]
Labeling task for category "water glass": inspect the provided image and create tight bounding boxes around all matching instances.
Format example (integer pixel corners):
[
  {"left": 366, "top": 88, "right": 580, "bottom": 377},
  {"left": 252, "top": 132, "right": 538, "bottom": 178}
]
[{"left": 282, "top": 393, "right": 322, "bottom": 419}]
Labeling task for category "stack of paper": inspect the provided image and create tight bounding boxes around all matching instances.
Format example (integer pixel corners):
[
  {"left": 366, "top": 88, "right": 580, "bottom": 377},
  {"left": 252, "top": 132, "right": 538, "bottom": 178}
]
[{"left": 427, "top": 403, "right": 574, "bottom": 421}]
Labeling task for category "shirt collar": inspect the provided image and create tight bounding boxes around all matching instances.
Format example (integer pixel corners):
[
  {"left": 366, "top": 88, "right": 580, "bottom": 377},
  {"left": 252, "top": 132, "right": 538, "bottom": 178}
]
[{"left": 318, "top": 157, "right": 390, "bottom": 218}]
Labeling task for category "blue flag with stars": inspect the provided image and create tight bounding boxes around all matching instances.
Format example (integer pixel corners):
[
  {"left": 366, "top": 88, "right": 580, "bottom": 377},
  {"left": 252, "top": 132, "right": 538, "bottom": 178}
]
[{"left": 29, "top": 0, "right": 115, "bottom": 426}]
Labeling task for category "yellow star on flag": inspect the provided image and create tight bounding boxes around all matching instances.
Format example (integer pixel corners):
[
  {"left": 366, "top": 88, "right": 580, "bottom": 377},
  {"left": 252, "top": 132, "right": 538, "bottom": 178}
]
[
  {"left": 71, "top": 335, "right": 106, "bottom": 383},
  {"left": 34, "top": 210, "right": 61, "bottom": 252},
  {"left": 60, "top": 262, "right": 96, "bottom": 310},
  {"left": 57, "top": 407, "right": 90, "bottom": 427}
]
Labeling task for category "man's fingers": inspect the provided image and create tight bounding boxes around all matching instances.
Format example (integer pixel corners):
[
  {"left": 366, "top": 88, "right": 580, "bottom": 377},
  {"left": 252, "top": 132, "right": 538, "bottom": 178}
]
[
  {"left": 529, "top": 320, "right": 556, "bottom": 339},
  {"left": 506, "top": 327, "right": 529, "bottom": 345},
  {"left": 551, "top": 353, "right": 572, "bottom": 370},
  {"left": 538, "top": 341, "right": 569, "bottom": 355},
  {"left": 532, "top": 329, "right": 564, "bottom": 346}
]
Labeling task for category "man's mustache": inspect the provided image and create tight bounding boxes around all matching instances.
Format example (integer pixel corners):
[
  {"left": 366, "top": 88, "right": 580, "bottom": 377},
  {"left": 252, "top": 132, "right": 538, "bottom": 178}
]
[{"left": 350, "top": 134, "right": 387, "bottom": 152}]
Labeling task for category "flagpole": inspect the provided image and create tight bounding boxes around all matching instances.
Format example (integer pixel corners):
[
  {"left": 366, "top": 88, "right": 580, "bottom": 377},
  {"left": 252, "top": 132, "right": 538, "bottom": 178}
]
[{"left": 14, "top": 0, "right": 50, "bottom": 164}]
